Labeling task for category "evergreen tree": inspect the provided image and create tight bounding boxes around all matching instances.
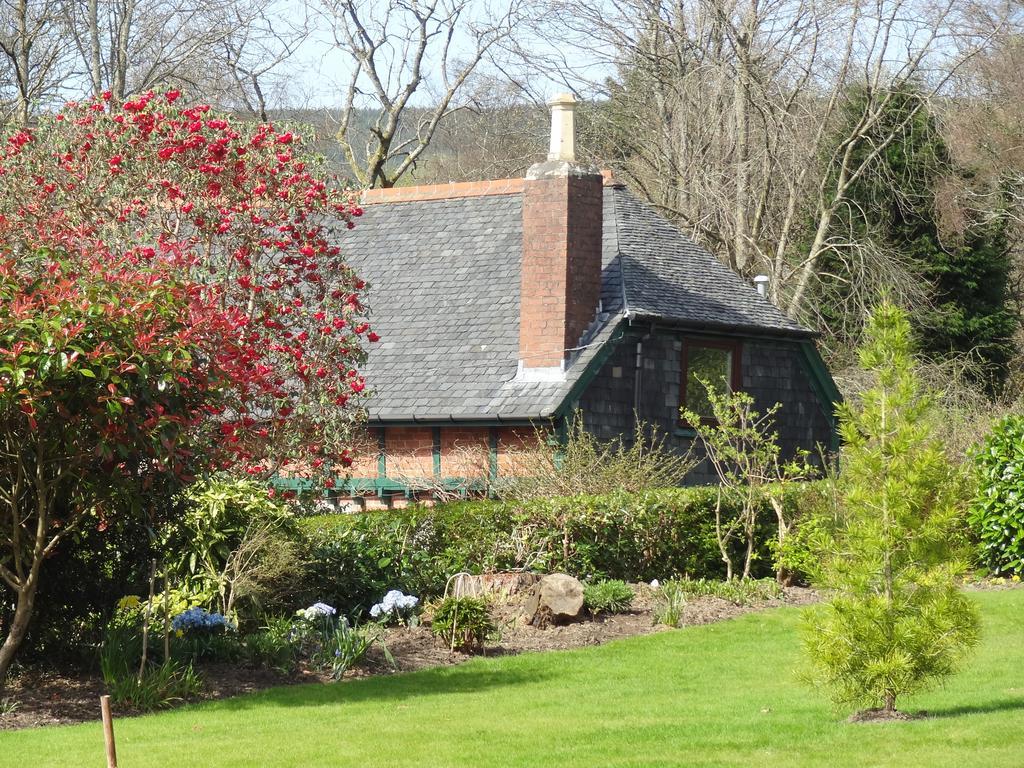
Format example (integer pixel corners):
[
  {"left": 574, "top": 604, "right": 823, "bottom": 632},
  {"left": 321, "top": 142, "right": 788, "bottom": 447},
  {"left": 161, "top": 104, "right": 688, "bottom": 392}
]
[
  {"left": 802, "top": 302, "right": 980, "bottom": 716},
  {"left": 808, "top": 86, "right": 1016, "bottom": 391}
]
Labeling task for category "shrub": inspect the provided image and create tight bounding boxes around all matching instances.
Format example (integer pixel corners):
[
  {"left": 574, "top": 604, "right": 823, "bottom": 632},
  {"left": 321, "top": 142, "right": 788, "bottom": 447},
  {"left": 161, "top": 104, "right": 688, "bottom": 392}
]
[
  {"left": 162, "top": 476, "right": 303, "bottom": 622},
  {"left": 99, "top": 608, "right": 203, "bottom": 711},
  {"left": 430, "top": 597, "right": 495, "bottom": 652},
  {"left": 583, "top": 580, "right": 635, "bottom": 616},
  {"left": 242, "top": 619, "right": 300, "bottom": 674},
  {"left": 103, "top": 659, "right": 203, "bottom": 711},
  {"left": 653, "top": 583, "right": 687, "bottom": 628},
  {"left": 969, "top": 414, "right": 1024, "bottom": 576},
  {"left": 494, "top": 415, "right": 696, "bottom": 500},
  {"left": 297, "top": 484, "right": 818, "bottom": 613},
  {"left": 0, "top": 91, "right": 371, "bottom": 689},
  {"left": 683, "top": 388, "right": 816, "bottom": 581}
]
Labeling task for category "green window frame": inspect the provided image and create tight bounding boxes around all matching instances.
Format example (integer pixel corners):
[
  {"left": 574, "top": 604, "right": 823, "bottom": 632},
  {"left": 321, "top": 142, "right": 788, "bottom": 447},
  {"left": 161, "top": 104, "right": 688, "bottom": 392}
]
[{"left": 679, "top": 338, "right": 742, "bottom": 425}]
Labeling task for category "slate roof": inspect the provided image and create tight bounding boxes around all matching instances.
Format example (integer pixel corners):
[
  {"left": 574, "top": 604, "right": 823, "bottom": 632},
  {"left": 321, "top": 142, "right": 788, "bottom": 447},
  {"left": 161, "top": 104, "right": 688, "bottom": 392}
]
[{"left": 340, "top": 185, "right": 811, "bottom": 423}]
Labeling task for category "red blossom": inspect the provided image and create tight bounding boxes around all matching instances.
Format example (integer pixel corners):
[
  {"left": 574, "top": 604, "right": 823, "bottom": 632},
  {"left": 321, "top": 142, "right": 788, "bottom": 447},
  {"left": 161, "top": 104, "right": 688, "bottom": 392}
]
[{"left": 0, "top": 91, "right": 373, "bottom": 485}]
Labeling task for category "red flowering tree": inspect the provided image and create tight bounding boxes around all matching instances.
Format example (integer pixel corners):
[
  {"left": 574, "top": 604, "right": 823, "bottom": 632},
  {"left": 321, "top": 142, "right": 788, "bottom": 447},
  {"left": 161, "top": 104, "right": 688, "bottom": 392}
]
[{"left": 0, "top": 92, "right": 374, "bottom": 686}]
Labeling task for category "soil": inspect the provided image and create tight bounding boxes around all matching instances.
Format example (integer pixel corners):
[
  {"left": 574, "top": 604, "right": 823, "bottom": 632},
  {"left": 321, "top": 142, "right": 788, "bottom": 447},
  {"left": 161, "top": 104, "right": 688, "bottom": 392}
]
[
  {"left": 1, "top": 583, "right": 817, "bottom": 731},
  {"left": 847, "top": 708, "right": 919, "bottom": 723}
]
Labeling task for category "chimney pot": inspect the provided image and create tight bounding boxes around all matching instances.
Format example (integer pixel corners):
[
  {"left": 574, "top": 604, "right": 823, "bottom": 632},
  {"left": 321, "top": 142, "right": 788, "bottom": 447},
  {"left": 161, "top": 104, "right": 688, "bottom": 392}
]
[
  {"left": 753, "top": 275, "right": 770, "bottom": 296},
  {"left": 547, "top": 93, "right": 577, "bottom": 162}
]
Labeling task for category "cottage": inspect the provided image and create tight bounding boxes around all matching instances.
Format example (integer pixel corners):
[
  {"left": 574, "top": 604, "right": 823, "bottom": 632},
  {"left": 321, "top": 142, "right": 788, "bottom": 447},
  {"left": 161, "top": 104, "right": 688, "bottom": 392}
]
[{"left": 338, "top": 95, "right": 839, "bottom": 508}]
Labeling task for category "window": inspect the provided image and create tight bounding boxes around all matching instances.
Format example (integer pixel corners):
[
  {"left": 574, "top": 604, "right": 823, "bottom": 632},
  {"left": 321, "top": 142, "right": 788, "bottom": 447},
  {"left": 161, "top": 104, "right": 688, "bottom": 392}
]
[{"left": 680, "top": 339, "right": 742, "bottom": 424}]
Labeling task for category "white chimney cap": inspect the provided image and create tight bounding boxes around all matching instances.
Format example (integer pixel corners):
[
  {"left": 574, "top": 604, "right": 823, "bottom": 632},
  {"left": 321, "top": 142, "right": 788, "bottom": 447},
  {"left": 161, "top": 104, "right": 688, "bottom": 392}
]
[
  {"left": 547, "top": 93, "right": 577, "bottom": 162},
  {"left": 753, "top": 275, "right": 769, "bottom": 296}
]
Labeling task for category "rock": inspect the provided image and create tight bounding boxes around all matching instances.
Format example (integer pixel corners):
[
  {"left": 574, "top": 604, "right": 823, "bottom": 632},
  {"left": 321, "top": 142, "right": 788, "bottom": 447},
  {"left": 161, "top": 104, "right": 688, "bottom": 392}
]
[
  {"left": 523, "top": 573, "right": 585, "bottom": 626},
  {"left": 451, "top": 572, "right": 541, "bottom": 599}
]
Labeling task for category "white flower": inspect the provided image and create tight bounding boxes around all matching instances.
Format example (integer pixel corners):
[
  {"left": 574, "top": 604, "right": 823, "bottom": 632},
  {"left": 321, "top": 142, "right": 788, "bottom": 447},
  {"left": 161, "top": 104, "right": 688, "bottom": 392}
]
[{"left": 302, "top": 602, "right": 337, "bottom": 620}]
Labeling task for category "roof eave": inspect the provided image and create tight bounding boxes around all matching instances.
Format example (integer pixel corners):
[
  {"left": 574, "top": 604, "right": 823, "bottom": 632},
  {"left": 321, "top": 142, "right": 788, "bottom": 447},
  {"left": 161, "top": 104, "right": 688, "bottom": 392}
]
[{"left": 625, "top": 311, "right": 817, "bottom": 340}]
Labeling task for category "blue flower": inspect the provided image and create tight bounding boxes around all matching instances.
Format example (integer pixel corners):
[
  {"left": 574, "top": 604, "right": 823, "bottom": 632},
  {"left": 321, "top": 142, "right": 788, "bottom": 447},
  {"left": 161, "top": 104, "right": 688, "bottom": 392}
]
[{"left": 171, "top": 607, "right": 235, "bottom": 634}]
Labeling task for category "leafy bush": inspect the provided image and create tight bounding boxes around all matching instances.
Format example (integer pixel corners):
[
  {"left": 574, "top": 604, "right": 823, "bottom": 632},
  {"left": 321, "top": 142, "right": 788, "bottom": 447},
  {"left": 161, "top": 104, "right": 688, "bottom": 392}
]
[
  {"left": 170, "top": 607, "right": 242, "bottom": 664},
  {"left": 653, "top": 583, "right": 687, "bottom": 628},
  {"left": 430, "top": 597, "right": 495, "bottom": 652},
  {"left": 583, "top": 580, "right": 635, "bottom": 616},
  {"left": 297, "top": 484, "right": 819, "bottom": 613},
  {"left": 103, "top": 659, "right": 203, "bottom": 711},
  {"left": 494, "top": 415, "right": 696, "bottom": 500},
  {"left": 162, "top": 476, "right": 303, "bottom": 622},
  {"left": 242, "top": 618, "right": 300, "bottom": 674},
  {"left": 969, "top": 414, "right": 1024, "bottom": 576}
]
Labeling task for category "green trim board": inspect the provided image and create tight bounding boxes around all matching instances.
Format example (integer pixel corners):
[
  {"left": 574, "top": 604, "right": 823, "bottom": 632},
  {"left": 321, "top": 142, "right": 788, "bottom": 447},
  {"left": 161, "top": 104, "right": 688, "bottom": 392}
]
[
  {"left": 797, "top": 340, "right": 842, "bottom": 452},
  {"left": 431, "top": 427, "right": 442, "bottom": 478},
  {"left": 553, "top": 321, "right": 627, "bottom": 419},
  {"left": 488, "top": 428, "right": 499, "bottom": 483}
]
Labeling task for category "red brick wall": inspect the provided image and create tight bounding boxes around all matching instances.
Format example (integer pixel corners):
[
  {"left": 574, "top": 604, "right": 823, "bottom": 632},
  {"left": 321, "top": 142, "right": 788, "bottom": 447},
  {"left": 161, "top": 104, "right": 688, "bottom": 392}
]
[
  {"left": 520, "top": 172, "right": 603, "bottom": 368},
  {"left": 496, "top": 426, "right": 543, "bottom": 476},
  {"left": 440, "top": 428, "right": 489, "bottom": 477},
  {"left": 348, "top": 427, "right": 382, "bottom": 476},
  {"left": 384, "top": 426, "right": 434, "bottom": 478}
]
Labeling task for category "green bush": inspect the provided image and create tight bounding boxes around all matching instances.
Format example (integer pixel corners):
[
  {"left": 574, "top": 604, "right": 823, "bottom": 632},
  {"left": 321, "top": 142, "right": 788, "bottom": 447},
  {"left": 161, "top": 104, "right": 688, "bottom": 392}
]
[
  {"left": 583, "top": 580, "right": 635, "bottom": 616},
  {"left": 969, "top": 414, "right": 1024, "bottom": 576},
  {"left": 430, "top": 597, "right": 495, "bottom": 652},
  {"left": 297, "top": 484, "right": 820, "bottom": 614},
  {"left": 99, "top": 609, "right": 203, "bottom": 711},
  {"left": 242, "top": 618, "right": 300, "bottom": 674},
  {"left": 653, "top": 582, "right": 687, "bottom": 628},
  {"left": 161, "top": 475, "right": 302, "bottom": 622}
]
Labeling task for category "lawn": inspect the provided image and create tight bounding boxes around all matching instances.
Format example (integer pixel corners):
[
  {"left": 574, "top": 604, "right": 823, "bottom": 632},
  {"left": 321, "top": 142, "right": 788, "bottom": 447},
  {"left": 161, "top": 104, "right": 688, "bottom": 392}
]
[{"left": 4, "top": 589, "right": 1023, "bottom": 768}]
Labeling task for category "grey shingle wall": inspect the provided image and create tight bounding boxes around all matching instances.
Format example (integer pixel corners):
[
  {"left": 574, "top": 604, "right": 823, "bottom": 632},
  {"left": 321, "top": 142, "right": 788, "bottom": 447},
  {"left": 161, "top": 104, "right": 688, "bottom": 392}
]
[{"left": 577, "top": 327, "right": 834, "bottom": 485}]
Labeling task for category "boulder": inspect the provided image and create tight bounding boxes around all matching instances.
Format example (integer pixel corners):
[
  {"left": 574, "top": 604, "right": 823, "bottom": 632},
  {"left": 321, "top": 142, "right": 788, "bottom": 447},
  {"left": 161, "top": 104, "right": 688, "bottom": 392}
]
[
  {"left": 523, "top": 573, "right": 585, "bottom": 626},
  {"left": 451, "top": 572, "right": 541, "bottom": 600}
]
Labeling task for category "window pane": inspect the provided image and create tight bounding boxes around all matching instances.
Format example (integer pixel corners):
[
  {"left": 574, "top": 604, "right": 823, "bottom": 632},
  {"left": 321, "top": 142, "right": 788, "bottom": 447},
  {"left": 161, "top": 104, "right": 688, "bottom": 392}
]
[{"left": 686, "top": 346, "right": 733, "bottom": 419}]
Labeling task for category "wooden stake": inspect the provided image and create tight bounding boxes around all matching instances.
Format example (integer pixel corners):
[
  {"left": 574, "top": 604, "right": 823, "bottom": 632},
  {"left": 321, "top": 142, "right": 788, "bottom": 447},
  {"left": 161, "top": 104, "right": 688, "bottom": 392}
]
[
  {"left": 100, "top": 695, "right": 118, "bottom": 768},
  {"left": 138, "top": 558, "right": 157, "bottom": 681},
  {"left": 162, "top": 569, "right": 171, "bottom": 663}
]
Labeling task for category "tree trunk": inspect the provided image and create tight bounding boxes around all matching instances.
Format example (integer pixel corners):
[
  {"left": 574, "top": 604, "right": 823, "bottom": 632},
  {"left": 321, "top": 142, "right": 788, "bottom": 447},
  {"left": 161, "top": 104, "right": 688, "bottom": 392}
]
[
  {"left": 0, "top": 575, "right": 40, "bottom": 694},
  {"left": 714, "top": 488, "right": 734, "bottom": 581},
  {"left": 770, "top": 496, "right": 794, "bottom": 585},
  {"left": 883, "top": 692, "right": 896, "bottom": 714},
  {"left": 88, "top": 0, "right": 102, "bottom": 97}
]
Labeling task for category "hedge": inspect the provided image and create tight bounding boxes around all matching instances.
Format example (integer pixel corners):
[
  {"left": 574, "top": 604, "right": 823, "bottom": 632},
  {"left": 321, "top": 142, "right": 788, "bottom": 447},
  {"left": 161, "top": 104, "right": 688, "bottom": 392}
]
[{"left": 296, "top": 483, "right": 825, "bottom": 613}]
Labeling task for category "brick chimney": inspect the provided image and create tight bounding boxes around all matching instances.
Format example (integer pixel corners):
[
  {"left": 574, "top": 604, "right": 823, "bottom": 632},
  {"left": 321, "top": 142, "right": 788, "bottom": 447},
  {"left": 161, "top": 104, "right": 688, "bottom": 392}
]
[{"left": 518, "top": 94, "right": 604, "bottom": 379}]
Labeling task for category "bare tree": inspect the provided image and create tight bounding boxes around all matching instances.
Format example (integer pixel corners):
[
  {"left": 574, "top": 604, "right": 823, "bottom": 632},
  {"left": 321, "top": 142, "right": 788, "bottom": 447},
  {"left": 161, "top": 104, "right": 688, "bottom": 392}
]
[
  {"left": 541, "top": 0, "right": 1011, "bottom": 323},
  {"left": 312, "top": 0, "right": 529, "bottom": 188},
  {"left": 219, "top": 1, "right": 309, "bottom": 121},
  {"left": 0, "top": 0, "right": 72, "bottom": 124},
  {"left": 62, "top": 0, "right": 256, "bottom": 105}
]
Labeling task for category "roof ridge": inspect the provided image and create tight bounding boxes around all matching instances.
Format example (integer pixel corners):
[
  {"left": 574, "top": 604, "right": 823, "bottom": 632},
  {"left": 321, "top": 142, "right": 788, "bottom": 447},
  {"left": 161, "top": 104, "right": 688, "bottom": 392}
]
[
  {"left": 608, "top": 186, "right": 630, "bottom": 319},
  {"left": 361, "top": 179, "right": 525, "bottom": 205}
]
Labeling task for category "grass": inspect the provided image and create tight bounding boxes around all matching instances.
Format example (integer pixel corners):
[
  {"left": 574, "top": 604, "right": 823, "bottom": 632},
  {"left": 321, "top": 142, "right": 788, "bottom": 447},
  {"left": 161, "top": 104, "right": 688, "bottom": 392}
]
[{"left": 3, "top": 589, "right": 1023, "bottom": 768}]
